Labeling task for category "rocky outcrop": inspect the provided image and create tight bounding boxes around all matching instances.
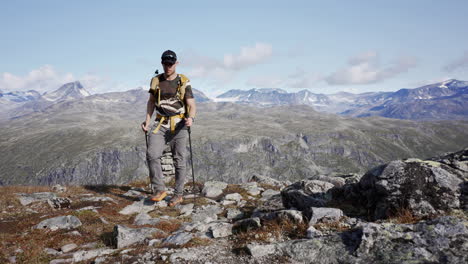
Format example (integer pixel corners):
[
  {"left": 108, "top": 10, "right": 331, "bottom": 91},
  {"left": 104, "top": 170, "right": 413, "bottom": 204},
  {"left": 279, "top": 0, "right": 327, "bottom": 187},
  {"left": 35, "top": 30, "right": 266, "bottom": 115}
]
[
  {"left": 359, "top": 149, "right": 467, "bottom": 219},
  {"left": 3, "top": 151, "right": 468, "bottom": 264}
]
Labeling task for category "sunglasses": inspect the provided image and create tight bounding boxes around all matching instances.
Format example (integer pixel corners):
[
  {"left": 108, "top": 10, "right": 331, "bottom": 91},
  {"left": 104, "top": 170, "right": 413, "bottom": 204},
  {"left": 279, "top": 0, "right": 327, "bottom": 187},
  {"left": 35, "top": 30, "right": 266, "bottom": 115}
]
[{"left": 162, "top": 61, "right": 175, "bottom": 66}]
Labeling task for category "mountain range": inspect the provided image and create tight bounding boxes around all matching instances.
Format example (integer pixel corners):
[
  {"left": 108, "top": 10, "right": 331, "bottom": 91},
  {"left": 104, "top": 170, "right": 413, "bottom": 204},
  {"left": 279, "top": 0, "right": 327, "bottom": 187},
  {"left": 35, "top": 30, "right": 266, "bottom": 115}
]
[{"left": 216, "top": 79, "right": 468, "bottom": 120}]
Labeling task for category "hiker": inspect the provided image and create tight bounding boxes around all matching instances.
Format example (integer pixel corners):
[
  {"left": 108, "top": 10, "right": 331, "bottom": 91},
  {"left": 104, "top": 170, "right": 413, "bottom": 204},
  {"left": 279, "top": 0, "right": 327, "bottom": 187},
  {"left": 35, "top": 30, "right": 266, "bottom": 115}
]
[{"left": 141, "top": 50, "right": 196, "bottom": 207}]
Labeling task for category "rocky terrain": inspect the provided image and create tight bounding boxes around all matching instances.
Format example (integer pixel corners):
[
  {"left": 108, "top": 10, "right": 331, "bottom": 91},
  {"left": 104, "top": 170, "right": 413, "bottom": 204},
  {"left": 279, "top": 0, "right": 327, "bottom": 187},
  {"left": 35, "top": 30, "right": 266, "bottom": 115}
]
[{"left": 1, "top": 149, "right": 467, "bottom": 263}]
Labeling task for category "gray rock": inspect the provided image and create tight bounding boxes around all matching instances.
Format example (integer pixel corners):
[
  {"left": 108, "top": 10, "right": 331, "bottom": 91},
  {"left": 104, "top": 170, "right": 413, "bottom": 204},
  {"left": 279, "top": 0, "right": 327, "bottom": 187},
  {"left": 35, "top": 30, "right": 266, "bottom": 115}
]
[
  {"left": 226, "top": 208, "right": 244, "bottom": 220},
  {"left": 240, "top": 182, "right": 262, "bottom": 196},
  {"left": 113, "top": 225, "right": 165, "bottom": 249},
  {"left": 119, "top": 199, "right": 156, "bottom": 215},
  {"left": 162, "top": 232, "right": 193, "bottom": 246},
  {"left": 221, "top": 200, "right": 236, "bottom": 206},
  {"left": 67, "top": 230, "right": 82, "bottom": 236},
  {"left": 176, "top": 203, "right": 194, "bottom": 215},
  {"left": 249, "top": 174, "right": 286, "bottom": 188},
  {"left": 35, "top": 215, "right": 82, "bottom": 231},
  {"left": 260, "top": 209, "right": 304, "bottom": 224},
  {"left": 60, "top": 243, "right": 77, "bottom": 253},
  {"left": 274, "top": 236, "right": 354, "bottom": 263},
  {"left": 208, "top": 222, "right": 233, "bottom": 238},
  {"left": 308, "top": 175, "right": 346, "bottom": 187},
  {"left": 49, "top": 259, "right": 73, "bottom": 264},
  {"left": 148, "top": 239, "right": 162, "bottom": 247},
  {"left": 281, "top": 180, "right": 334, "bottom": 217},
  {"left": 224, "top": 193, "right": 243, "bottom": 202},
  {"left": 191, "top": 205, "right": 222, "bottom": 223},
  {"left": 16, "top": 192, "right": 56, "bottom": 206},
  {"left": 359, "top": 157, "right": 466, "bottom": 219},
  {"left": 261, "top": 189, "right": 280, "bottom": 200},
  {"left": 44, "top": 247, "right": 60, "bottom": 256},
  {"left": 246, "top": 243, "right": 277, "bottom": 258},
  {"left": 202, "top": 181, "right": 228, "bottom": 198},
  {"left": 306, "top": 226, "right": 323, "bottom": 238},
  {"left": 80, "top": 242, "right": 99, "bottom": 249},
  {"left": 355, "top": 216, "right": 468, "bottom": 263},
  {"left": 122, "top": 190, "right": 143, "bottom": 198},
  {"left": 80, "top": 196, "right": 116, "bottom": 203},
  {"left": 133, "top": 212, "right": 164, "bottom": 226},
  {"left": 76, "top": 206, "right": 100, "bottom": 213},
  {"left": 233, "top": 217, "right": 261, "bottom": 233},
  {"left": 72, "top": 248, "right": 116, "bottom": 262},
  {"left": 308, "top": 207, "right": 344, "bottom": 225}
]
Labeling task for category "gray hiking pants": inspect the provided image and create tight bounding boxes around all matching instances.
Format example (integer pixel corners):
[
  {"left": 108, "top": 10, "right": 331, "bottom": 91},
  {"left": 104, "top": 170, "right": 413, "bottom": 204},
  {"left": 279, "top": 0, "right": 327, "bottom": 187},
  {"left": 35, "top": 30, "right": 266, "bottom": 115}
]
[{"left": 146, "top": 122, "right": 188, "bottom": 195}]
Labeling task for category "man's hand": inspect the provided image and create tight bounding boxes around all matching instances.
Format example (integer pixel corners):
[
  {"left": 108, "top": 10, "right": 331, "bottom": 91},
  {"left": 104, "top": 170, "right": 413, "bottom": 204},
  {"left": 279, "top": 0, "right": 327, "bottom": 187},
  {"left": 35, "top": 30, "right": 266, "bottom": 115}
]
[
  {"left": 185, "top": 117, "right": 193, "bottom": 127},
  {"left": 141, "top": 121, "right": 149, "bottom": 132}
]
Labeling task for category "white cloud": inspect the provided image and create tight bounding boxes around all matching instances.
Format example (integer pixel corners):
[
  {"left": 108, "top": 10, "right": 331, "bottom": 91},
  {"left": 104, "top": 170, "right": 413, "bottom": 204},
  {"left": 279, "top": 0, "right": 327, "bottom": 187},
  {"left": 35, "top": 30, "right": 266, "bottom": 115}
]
[
  {"left": 182, "top": 43, "right": 273, "bottom": 85},
  {"left": 443, "top": 51, "right": 468, "bottom": 72},
  {"left": 326, "top": 51, "right": 418, "bottom": 85},
  {"left": 223, "top": 43, "right": 273, "bottom": 70},
  {"left": 0, "top": 65, "right": 74, "bottom": 93},
  {"left": 0, "top": 65, "right": 115, "bottom": 94}
]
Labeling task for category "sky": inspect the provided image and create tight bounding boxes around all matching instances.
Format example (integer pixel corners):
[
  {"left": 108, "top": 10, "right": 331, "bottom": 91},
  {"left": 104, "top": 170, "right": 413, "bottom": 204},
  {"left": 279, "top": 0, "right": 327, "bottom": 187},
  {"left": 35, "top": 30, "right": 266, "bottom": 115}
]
[{"left": 1, "top": 0, "right": 468, "bottom": 98}]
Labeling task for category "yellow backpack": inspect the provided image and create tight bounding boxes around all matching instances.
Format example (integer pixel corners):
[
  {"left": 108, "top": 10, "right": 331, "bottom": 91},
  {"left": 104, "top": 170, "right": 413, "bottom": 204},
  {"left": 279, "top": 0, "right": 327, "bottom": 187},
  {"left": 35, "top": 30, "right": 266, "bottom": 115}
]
[{"left": 149, "top": 73, "right": 190, "bottom": 107}]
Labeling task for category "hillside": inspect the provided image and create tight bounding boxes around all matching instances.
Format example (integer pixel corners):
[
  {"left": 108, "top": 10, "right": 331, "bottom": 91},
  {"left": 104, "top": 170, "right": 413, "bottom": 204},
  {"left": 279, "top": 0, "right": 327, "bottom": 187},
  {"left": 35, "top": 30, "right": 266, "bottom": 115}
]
[{"left": 1, "top": 90, "right": 467, "bottom": 185}]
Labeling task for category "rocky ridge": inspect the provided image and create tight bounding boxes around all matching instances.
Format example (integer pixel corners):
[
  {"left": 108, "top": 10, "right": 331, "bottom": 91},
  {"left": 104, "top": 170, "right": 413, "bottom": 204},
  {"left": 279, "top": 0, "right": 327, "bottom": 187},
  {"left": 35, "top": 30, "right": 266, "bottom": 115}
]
[{"left": 0, "top": 149, "right": 467, "bottom": 263}]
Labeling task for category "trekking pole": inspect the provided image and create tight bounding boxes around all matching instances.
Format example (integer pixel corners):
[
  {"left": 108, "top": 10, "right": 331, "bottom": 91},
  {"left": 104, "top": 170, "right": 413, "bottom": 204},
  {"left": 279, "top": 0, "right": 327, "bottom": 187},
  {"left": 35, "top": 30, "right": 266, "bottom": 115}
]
[
  {"left": 144, "top": 129, "right": 152, "bottom": 194},
  {"left": 188, "top": 127, "right": 197, "bottom": 201}
]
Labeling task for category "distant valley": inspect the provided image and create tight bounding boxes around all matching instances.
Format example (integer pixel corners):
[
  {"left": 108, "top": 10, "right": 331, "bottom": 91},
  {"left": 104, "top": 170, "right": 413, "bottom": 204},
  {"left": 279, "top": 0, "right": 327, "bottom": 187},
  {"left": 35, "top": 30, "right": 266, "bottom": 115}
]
[{"left": 0, "top": 79, "right": 467, "bottom": 185}]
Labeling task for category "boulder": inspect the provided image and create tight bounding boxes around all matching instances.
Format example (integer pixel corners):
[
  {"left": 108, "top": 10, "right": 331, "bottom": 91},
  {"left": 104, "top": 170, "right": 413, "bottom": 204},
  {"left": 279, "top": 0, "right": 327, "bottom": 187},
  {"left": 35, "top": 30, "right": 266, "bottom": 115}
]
[
  {"left": 133, "top": 212, "right": 163, "bottom": 226},
  {"left": 113, "top": 225, "right": 165, "bottom": 249},
  {"left": 61, "top": 243, "right": 78, "bottom": 253},
  {"left": 259, "top": 209, "right": 304, "bottom": 224},
  {"left": 35, "top": 215, "right": 82, "bottom": 231},
  {"left": 202, "top": 181, "right": 228, "bottom": 198},
  {"left": 261, "top": 189, "right": 280, "bottom": 200},
  {"left": 359, "top": 158, "right": 466, "bottom": 219},
  {"left": 281, "top": 180, "right": 334, "bottom": 216},
  {"left": 119, "top": 199, "right": 157, "bottom": 215},
  {"left": 308, "top": 207, "right": 344, "bottom": 225},
  {"left": 162, "top": 232, "right": 193, "bottom": 246},
  {"left": 72, "top": 248, "right": 116, "bottom": 262},
  {"left": 191, "top": 205, "right": 223, "bottom": 223},
  {"left": 246, "top": 243, "right": 276, "bottom": 258},
  {"left": 226, "top": 208, "right": 244, "bottom": 220},
  {"left": 208, "top": 222, "right": 233, "bottom": 238},
  {"left": 16, "top": 192, "right": 56, "bottom": 206},
  {"left": 240, "top": 182, "right": 262, "bottom": 196},
  {"left": 249, "top": 174, "right": 286, "bottom": 188},
  {"left": 232, "top": 217, "right": 261, "bottom": 233},
  {"left": 224, "top": 193, "right": 243, "bottom": 202}
]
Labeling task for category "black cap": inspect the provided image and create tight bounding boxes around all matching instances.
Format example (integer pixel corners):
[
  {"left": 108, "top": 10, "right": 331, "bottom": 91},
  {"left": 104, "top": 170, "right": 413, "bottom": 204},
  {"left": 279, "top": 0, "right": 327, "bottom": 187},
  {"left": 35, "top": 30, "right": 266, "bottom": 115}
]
[{"left": 161, "top": 50, "right": 177, "bottom": 64}]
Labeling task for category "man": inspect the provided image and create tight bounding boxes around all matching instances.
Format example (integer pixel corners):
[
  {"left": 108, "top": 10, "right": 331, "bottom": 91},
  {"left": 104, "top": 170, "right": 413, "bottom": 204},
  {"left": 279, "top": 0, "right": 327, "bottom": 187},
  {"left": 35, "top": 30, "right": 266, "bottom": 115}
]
[{"left": 141, "top": 50, "right": 196, "bottom": 207}]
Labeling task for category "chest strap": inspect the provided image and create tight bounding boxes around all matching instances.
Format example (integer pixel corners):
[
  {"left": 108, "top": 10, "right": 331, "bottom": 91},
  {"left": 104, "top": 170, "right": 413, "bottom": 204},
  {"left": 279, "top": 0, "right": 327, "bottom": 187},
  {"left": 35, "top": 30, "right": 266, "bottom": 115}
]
[{"left": 152, "top": 113, "right": 185, "bottom": 134}]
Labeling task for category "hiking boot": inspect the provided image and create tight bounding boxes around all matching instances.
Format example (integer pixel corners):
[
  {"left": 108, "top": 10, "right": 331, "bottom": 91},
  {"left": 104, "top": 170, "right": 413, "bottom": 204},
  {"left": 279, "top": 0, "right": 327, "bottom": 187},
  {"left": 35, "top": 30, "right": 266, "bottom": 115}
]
[
  {"left": 150, "top": 191, "right": 167, "bottom": 202},
  {"left": 169, "top": 195, "right": 183, "bottom": 207}
]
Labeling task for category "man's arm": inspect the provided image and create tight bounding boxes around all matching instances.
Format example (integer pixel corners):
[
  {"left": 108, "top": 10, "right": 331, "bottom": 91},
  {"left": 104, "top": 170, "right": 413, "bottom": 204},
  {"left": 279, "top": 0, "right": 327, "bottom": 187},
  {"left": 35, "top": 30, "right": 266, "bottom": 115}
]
[
  {"left": 184, "top": 98, "right": 196, "bottom": 127},
  {"left": 142, "top": 94, "right": 156, "bottom": 132}
]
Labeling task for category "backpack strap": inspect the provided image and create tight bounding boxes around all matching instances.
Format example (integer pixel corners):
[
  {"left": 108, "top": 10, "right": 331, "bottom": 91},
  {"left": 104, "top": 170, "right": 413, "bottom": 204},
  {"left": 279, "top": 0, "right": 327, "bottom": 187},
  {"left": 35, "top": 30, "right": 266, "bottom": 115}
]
[
  {"left": 177, "top": 74, "right": 191, "bottom": 117},
  {"left": 150, "top": 74, "right": 163, "bottom": 106},
  {"left": 176, "top": 74, "right": 189, "bottom": 101}
]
